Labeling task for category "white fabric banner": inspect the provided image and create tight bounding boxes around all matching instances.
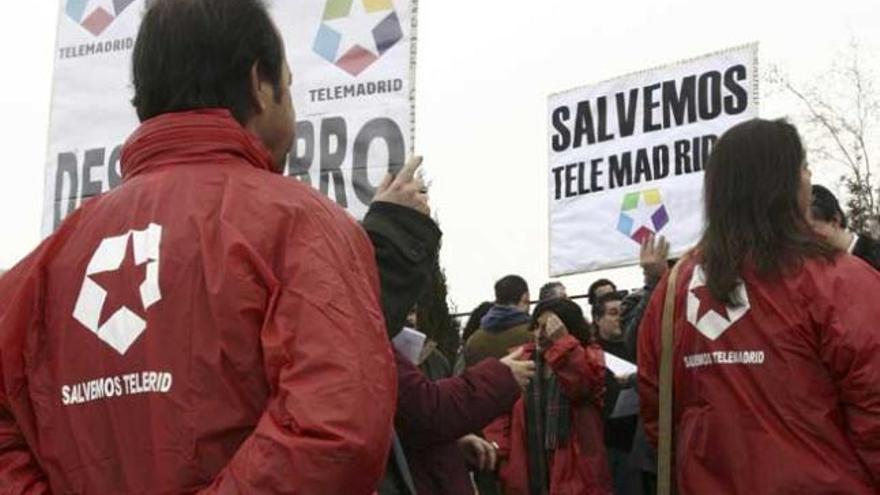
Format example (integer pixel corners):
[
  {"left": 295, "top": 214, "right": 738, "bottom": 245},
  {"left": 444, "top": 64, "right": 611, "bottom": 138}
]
[
  {"left": 547, "top": 44, "right": 758, "bottom": 276},
  {"left": 43, "top": 0, "right": 417, "bottom": 234}
]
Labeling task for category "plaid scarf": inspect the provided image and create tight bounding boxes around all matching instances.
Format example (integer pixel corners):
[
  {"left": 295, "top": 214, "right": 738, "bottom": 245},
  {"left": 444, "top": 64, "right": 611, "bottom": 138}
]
[{"left": 525, "top": 348, "right": 571, "bottom": 495}]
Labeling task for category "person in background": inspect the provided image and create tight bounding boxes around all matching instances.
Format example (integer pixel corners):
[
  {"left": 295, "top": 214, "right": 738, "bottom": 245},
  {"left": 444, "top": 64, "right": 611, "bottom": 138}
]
[
  {"left": 452, "top": 301, "right": 502, "bottom": 494},
  {"left": 392, "top": 346, "right": 533, "bottom": 495},
  {"left": 405, "top": 305, "right": 452, "bottom": 381},
  {"left": 365, "top": 191, "right": 536, "bottom": 495},
  {"left": 587, "top": 279, "right": 618, "bottom": 309},
  {"left": 538, "top": 281, "right": 567, "bottom": 302},
  {"left": 810, "top": 184, "right": 880, "bottom": 271},
  {"left": 489, "top": 298, "right": 612, "bottom": 495},
  {"left": 639, "top": 119, "right": 880, "bottom": 493},
  {"left": 462, "top": 275, "right": 533, "bottom": 367},
  {"left": 620, "top": 234, "right": 670, "bottom": 495},
  {"left": 362, "top": 155, "right": 442, "bottom": 495},
  {"left": 593, "top": 291, "right": 639, "bottom": 495},
  {"left": 462, "top": 302, "right": 495, "bottom": 346},
  {"left": 453, "top": 301, "right": 494, "bottom": 376}
]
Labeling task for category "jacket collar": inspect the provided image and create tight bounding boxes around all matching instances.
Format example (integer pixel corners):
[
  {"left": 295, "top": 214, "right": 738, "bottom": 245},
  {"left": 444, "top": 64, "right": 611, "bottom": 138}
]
[
  {"left": 121, "top": 109, "right": 276, "bottom": 180},
  {"left": 480, "top": 305, "right": 530, "bottom": 333}
]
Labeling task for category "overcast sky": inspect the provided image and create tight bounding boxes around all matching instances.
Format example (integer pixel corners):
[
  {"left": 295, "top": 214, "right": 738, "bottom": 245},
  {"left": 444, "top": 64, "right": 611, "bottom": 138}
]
[{"left": 1, "top": 1, "right": 878, "bottom": 314}]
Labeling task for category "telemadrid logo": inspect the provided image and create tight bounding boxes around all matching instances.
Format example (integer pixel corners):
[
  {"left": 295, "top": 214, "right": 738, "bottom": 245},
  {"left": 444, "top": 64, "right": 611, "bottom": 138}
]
[
  {"left": 65, "top": 0, "right": 136, "bottom": 37},
  {"left": 72, "top": 224, "right": 163, "bottom": 355},
  {"left": 616, "top": 188, "right": 670, "bottom": 244},
  {"left": 312, "top": 0, "right": 404, "bottom": 76}
]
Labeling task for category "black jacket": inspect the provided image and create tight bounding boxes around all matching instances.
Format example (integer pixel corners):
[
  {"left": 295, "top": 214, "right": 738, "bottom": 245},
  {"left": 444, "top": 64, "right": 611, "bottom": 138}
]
[
  {"left": 853, "top": 234, "right": 880, "bottom": 272},
  {"left": 362, "top": 201, "right": 442, "bottom": 338},
  {"left": 362, "top": 201, "right": 442, "bottom": 495}
]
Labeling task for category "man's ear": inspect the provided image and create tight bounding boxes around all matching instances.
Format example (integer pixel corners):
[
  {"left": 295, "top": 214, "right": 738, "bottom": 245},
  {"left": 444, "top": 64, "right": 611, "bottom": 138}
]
[{"left": 249, "top": 62, "right": 267, "bottom": 113}]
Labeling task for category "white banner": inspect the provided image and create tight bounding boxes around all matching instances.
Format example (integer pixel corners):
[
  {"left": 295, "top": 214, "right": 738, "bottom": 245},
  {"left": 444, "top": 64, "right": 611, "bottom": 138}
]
[
  {"left": 547, "top": 44, "right": 758, "bottom": 276},
  {"left": 43, "top": 0, "right": 417, "bottom": 234}
]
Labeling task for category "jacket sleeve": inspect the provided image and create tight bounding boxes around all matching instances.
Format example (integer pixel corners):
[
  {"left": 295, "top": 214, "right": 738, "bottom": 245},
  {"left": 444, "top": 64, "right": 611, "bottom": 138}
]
[
  {"left": 543, "top": 335, "right": 605, "bottom": 405},
  {"left": 622, "top": 283, "right": 657, "bottom": 362},
  {"left": 362, "top": 202, "right": 441, "bottom": 338},
  {"left": 395, "top": 351, "right": 520, "bottom": 451},
  {"left": 202, "top": 220, "right": 396, "bottom": 495},
  {"left": 637, "top": 271, "right": 669, "bottom": 450},
  {"left": 813, "top": 259, "right": 880, "bottom": 484},
  {"left": 0, "top": 251, "right": 52, "bottom": 494}
]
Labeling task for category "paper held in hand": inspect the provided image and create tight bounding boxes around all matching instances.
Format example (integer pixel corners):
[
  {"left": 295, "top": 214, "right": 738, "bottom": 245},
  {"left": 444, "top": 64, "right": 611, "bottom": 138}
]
[
  {"left": 392, "top": 327, "right": 427, "bottom": 365},
  {"left": 605, "top": 352, "right": 637, "bottom": 377}
]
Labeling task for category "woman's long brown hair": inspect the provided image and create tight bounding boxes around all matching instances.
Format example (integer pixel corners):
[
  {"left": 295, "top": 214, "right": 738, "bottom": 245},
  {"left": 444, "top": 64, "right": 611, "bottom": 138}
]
[{"left": 700, "top": 119, "right": 836, "bottom": 305}]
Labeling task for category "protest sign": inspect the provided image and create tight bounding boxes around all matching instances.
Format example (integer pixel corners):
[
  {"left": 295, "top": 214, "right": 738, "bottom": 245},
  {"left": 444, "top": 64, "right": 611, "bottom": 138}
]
[
  {"left": 43, "top": 0, "right": 417, "bottom": 233},
  {"left": 548, "top": 44, "right": 758, "bottom": 276}
]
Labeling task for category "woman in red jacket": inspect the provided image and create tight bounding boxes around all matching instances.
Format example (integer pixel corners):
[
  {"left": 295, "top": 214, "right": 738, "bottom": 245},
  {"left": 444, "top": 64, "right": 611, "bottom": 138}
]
[
  {"left": 638, "top": 119, "right": 880, "bottom": 493},
  {"left": 489, "top": 298, "right": 613, "bottom": 495}
]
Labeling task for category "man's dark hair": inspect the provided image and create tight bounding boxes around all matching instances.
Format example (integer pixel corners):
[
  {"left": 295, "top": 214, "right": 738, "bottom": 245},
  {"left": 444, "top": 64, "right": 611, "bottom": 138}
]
[
  {"left": 591, "top": 290, "right": 623, "bottom": 322},
  {"left": 587, "top": 278, "right": 616, "bottom": 305},
  {"left": 538, "top": 281, "right": 565, "bottom": 301},
  {"left": 700, "top": 119, "right": 835, "bottom": 305},
  {"left": 531, "top": 298, "right": 592, "bottom": 345},
  {"left": 132, "top": 0, "right": 285, "bottom": 123},
  {"left": 494, "top": 275, "right": 529, "bottom": 306},
  {"left": 461, "top": 301, "right": 493, "bottom": 344},
  {"left": 811, "top": 184, "right": 847, "bottom": 229}
]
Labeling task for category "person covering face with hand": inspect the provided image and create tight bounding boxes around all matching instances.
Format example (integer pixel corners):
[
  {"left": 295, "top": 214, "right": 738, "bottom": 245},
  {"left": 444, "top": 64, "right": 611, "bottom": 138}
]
[{"left": 484, "top": 298, "right": 612, "bottom": 495}]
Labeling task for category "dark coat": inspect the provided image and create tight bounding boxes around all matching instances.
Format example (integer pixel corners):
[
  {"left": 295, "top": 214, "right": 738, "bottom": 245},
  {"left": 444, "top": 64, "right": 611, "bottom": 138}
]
[
  {"left": 362, "top": 201, "right": 442, "bottom": 338},
  {"left": 853, "top": 234, "right": 880, "bottom": 272},
  {"left": 364, "top": 203, "right": 521, "bottom": 495},
  {"left": 396, "top": 351, "right": 520, "bottom": 495},
  {"left": 463, "top": 322, "right": 532, "bottom": 367}
]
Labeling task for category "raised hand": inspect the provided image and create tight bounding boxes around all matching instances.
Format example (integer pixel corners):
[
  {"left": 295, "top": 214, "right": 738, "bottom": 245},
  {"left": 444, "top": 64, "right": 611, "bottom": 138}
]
[{"left": 372, "top": 156, "right": 430, "bottom": 215}]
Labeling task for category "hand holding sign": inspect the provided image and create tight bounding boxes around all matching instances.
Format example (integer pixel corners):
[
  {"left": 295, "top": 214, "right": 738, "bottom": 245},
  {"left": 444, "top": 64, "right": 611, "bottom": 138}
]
[{"left": 372, "top": 156, "right": 430, "bottom": 216}]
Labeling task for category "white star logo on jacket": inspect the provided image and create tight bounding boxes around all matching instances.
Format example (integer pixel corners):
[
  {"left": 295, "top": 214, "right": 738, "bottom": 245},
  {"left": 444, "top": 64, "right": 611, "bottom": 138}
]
[
  {"left": 72, "top": 224, "right": 163, "bottom": 355},
  {"left": 686, "top": 265, "right": 750, "bottom": 341}
]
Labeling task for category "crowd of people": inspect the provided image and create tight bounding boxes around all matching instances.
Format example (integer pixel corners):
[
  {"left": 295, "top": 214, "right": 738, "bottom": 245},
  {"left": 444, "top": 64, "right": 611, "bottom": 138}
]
[{"left": 1, "top": 0, "right": 879, "bottom": 494}]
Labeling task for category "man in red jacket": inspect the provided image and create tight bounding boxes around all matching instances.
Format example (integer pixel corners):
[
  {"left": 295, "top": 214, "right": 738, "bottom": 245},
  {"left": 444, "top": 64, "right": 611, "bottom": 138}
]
[
  {"left": 0, "top": 0, "right": 404, "bottom": 493},
  {"left": 638, "top": 119, "right": 880, "bottom": 493}
]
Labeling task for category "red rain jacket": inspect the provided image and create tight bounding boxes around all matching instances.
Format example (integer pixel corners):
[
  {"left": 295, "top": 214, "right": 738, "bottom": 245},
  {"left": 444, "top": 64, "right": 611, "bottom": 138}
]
[
  {"left": 0, "top": 110, "right": 396, "bottom": 494},
  {"left": 639, "top": 254, "right": 880, "bottom": 494},
  {"left": 487, "top": 336, "right": 612, "bottom": 495}
]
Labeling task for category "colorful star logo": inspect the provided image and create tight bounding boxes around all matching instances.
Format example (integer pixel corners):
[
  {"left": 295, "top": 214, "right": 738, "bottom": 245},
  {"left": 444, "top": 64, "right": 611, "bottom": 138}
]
[
  {"left": 616, "top": 188, "right": 670, "bottom": 244},
  {"left": 65, "top": 0, "right": 136, "bottom": 37},
  {"left": 312, "top": 0, "right": 404, "bottom": 76}
]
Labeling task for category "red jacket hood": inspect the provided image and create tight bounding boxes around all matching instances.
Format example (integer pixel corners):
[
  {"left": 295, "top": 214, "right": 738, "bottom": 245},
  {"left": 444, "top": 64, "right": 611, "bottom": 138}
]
[{"left": 121, "top": 109, "right": 276, "bottom": 180}]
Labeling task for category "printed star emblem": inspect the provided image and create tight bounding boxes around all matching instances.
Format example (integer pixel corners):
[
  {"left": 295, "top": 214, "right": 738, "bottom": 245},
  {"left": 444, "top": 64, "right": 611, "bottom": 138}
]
[
  {"left": 79, "top": 0, "right": 118, "bottom": 35},
  {"left": 690, "top": 285, "right": 730, "bottom": 321},
  {"left": 89, "top": 235, "right": 148, "bottom": 327},
  {"left": 627, "top": 197, "right": 657, "bottom": 234},
  {"left": 86, "top": 0, "right": 117, "bottom": 16},
  {"left": 686, "top": 265, "right": 751, "bottom": 341},
  {"left": 326, "top": 0, "right": 388, "bottom": 57}
]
